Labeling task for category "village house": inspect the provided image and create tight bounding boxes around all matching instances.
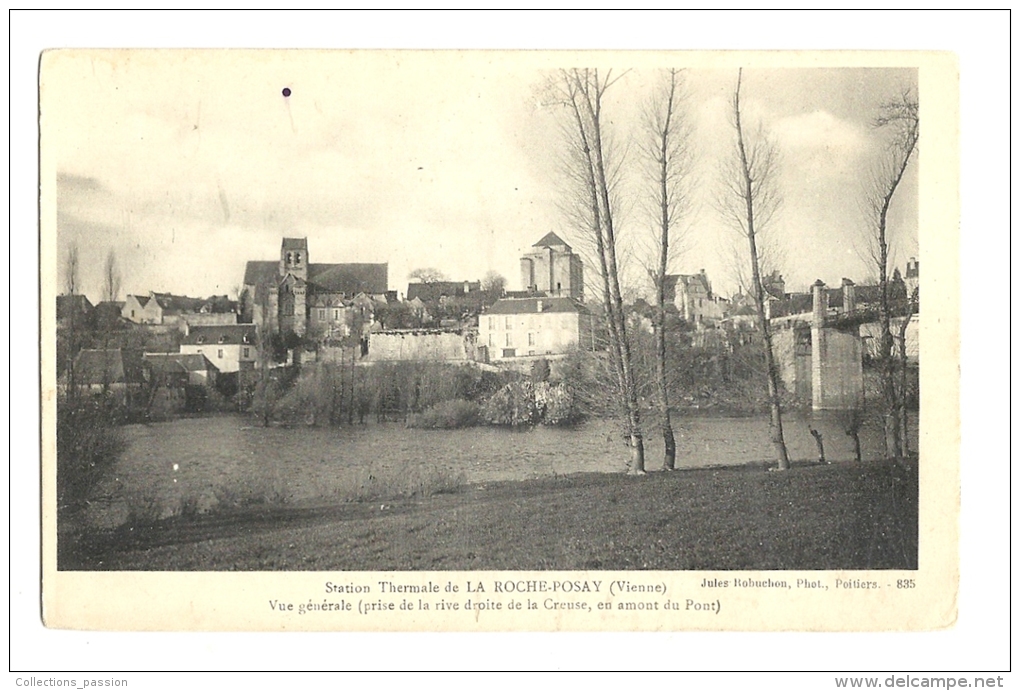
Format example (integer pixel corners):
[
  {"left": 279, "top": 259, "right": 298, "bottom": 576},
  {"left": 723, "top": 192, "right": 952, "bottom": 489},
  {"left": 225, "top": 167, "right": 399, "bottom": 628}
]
[
  {"left": 142, "top": 352, "right": 220, "bottom": 412},
  {"left": 664, "top": 269, "right": 727, "bottom": 328},
  {"left": 479, "top": 297, "right": 592, "bottom": 362},
  {"left": 241, "top": 237, "right": 388, "bottom": 338},
  {"left": 143, "top": 352, "right": 219, "bottom": 387},
  {"left": 179, "top": 324, "right": 258, "bottom": 374},
  {"left": 121, "top": 291, "right": 238, "bottom": 331},
  {"left": 406, "top": 280, "right": 481, "bottom": 304},
  {"left": 68, "top": 348, "right": 147, "bottom": 406},
  {"left": 56, "top": 294, "right": 95, "bottom": 329}
]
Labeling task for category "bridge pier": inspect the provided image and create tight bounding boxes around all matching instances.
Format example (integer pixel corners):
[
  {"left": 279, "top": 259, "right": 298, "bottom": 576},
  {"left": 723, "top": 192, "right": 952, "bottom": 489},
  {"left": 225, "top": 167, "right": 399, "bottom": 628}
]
[{"left": 810, "top": 281, "right": 864, "bottom": 411}]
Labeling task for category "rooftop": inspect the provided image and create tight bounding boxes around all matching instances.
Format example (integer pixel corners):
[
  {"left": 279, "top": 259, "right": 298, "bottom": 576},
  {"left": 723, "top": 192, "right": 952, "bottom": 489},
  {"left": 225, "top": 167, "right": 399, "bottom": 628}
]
[
  {"left": 281, "top": 237, "right": 308, "bottom": 250},
  {"left": 484, "top": 296, "right": 589, "bottom": 316},
  {"left": 182, "top": 324, "right": 257, "bottom": 346},
  {"left": 531, "top": 232, "right": 571, "bottom": 250}
]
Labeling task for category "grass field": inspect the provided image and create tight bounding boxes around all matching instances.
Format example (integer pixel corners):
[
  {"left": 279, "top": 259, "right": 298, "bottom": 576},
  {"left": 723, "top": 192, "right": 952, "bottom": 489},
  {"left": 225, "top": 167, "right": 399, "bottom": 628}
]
[{"left": 61, "top": 458, "right": 917, "bottom": 572}]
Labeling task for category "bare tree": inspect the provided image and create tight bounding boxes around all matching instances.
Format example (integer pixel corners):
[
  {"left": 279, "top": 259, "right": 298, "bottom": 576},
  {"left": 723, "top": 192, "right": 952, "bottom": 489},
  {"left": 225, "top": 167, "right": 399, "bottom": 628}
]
[
  {"left": 408, "top": 267, "right": 448, "bottom": 284},
  {"left": 863, "top": 89, "right": 919, "bottom": 458},
  {"left": 102, "top": 249, "right": 121, "bottom": 303},
  {"left": 64, "top": 243, "right": 80, "bottom": 296},
  {"left": 641, "top": 68, "right": 694, "bottom": 471},
  {"left": 480, "top": 270, "right": 507, "bottom": 295},
  {"left": 897, "top": 286, "right": 919, "bottom": 456},
  {"left": 719, "top": 69, "right": 790, "bottom": 470},
  {"left": 548, "top": 68, "right": 646, "bottom": 473},
  {"left": 251, "top": 284, "right": 278, "bottom": 427}
]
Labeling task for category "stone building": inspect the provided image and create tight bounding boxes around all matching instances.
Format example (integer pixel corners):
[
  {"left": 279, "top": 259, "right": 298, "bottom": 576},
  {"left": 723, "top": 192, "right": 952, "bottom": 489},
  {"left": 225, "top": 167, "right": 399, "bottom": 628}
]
[
  {"left": 905, "top": 257, "right": 919, "bottom": 297},
  {"left": 179, "top": 324, "right": 257, "bottom": 374},
  {"left": 479, "top": 296, "right": 592, "bottom": 362},
  {"left": 242, "top": 238, "right": 388, "bottom": 338},
  {"left": 68, "top": 348, "right": 147, "bottom": 407},
  {"left": 519, "top": 232, "right": 584, "bottom": 300},
  {"left": 121, "top": 292, "right": 237, "bottom": 330},
  {"left": 664, "top": 269, "right": 726, "bottom": 328}
]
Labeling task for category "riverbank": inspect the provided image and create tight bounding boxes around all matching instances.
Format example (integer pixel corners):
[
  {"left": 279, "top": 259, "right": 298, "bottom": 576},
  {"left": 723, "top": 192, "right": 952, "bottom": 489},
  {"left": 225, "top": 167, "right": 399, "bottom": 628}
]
[{"left": 61, "top": 458, "right": 917, "bottom": 571}]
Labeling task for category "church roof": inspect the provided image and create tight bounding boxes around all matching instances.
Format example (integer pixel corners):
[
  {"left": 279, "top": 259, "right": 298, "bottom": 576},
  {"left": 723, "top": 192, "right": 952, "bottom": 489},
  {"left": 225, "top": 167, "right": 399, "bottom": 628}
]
[
  {"left": 532, "top": 232, "right": 571, "bottom": 250},
  {"left": 244, "top": 250, "right": 388, "bottom": 297},
  {"left": 308, "top": 263, "right": 388, "bottom": 295},
  {"left": 243, "top": 261, "right": 280, "bottom": 287}
]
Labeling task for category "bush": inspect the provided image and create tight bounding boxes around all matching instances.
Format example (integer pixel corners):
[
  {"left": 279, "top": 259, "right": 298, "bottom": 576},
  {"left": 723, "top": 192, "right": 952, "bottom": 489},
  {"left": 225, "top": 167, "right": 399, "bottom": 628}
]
[
  {"left": 482, "top": 381, "right": 539, "bottom": 427},
  {"left": 213, "top": 471, "right": 289, "bottom": 510},
  {"left": 407, "top": 399, "right": 480, "bottom": 429},
  {"left": 123, "top": 489, "right": 166, "bottom": 525},
  {"left": 535, "top": 382, "right": 580, "bottom": 426},
  {"left": 331, "top": 464, "right": 465, "bottom": 503},
  {"left": 57, "top": 398, "right": 126, "bottom": 517}
]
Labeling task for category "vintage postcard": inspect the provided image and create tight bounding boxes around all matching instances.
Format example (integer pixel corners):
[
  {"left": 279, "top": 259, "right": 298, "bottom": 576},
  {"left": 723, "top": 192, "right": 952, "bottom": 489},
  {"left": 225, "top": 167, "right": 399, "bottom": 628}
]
[{"left": 40, "top": 49, "right": 958, "bottom": 631}]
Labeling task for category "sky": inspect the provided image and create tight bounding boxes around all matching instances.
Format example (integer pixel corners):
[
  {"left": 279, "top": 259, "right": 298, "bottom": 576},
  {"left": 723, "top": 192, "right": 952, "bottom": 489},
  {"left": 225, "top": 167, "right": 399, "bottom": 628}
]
[{"left": 46, "top": 51, "right": 918, "bottom": 304}]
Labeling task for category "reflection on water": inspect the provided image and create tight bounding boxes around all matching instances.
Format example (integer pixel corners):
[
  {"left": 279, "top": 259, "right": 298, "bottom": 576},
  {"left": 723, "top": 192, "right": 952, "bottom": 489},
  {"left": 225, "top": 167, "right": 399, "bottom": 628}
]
[{"left": 91, "top": 411, "right": 916, "bottom": 527}]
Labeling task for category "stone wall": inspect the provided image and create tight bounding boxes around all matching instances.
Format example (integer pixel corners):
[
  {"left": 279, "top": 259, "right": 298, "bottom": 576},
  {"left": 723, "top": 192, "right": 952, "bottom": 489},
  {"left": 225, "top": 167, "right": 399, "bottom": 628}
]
[{"left": 365, "top": 330, "right": 473, "bottom": 362}]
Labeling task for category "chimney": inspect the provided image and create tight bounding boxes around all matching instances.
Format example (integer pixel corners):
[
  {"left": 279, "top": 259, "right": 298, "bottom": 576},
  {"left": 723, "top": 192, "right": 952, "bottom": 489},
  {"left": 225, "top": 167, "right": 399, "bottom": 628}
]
[
  {"left": 841, "top": 278, "right": 856, "bottom": 314},
  {"left": 536, "top": 299, "right": 544, "bottom": 313},
  {"left": 464, "top": 281, "right": 470, "bottom": 294}
]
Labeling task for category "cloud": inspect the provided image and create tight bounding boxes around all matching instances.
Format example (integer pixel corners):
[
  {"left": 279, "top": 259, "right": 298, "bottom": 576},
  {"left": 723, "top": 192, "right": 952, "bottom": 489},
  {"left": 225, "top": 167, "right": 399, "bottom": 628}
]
[{"left": 772, "top": 109, "right": 868, "bottom": 154}]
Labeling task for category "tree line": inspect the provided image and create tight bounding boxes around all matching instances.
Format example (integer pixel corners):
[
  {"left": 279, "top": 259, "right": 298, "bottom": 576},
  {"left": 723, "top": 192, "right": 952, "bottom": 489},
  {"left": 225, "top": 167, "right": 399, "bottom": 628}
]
[{"left": 543, "top": 68, "right": 918, "bottom": 471}]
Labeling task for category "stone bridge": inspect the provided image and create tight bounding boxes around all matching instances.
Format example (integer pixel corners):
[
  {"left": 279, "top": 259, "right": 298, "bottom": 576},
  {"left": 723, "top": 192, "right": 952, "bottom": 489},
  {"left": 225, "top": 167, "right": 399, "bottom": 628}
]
[{"left": 772, "top": 280, "right": 916, "bottom": 411}]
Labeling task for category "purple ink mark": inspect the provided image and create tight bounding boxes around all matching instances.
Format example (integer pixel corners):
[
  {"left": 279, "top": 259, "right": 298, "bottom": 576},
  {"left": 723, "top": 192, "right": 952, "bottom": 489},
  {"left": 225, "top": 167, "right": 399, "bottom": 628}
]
[{"left": 282, "top": 87, "right": 292, "bottom": 97}]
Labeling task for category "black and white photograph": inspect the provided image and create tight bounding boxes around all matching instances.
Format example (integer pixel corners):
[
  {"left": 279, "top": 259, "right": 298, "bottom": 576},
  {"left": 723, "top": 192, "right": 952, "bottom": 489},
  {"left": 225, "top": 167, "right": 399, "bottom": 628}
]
[{"left": 40, "top": 48, "right": 958, "bottom": 632}]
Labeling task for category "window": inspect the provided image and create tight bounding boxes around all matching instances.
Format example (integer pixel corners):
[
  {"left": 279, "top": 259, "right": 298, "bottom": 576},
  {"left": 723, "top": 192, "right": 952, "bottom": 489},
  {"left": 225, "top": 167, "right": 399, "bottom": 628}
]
[
  {"left": 505, "top": 316, "right": 513, "bottom": 330},
  {"left": 488, "top": 316, "right": 495, "bottom": 331},
  {"left": 295, "top": 253, "right": 301, "bottom": 265},
  {"left": 333, "top": 309, "right": 340, "bottom": 321},
  {"left": 242, "top": 347, "right": 250, "bottom": 358},
  {"left": 528, "top": 333, "right": 535, "bottom": 346},
  {"left": 505, "top": 333, "right": 513, "bottom": 347},
  {"left": 488, "top": 333, "right": 495, "bottom": 347},
  {"left": 196, "top": 336, "right": 205, "bottom": 344},
  {"left": 318, "top": 309, "right": 326, "bottom": 320},
  {"left": 218, "top": 349, "right": 224, "bottom": 359}
]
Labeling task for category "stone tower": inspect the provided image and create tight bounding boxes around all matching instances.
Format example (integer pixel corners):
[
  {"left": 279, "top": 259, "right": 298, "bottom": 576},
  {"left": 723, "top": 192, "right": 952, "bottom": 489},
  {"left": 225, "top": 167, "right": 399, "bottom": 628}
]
[
  {"left": 280, "top": 237, "right": 308, "bottom": 283},
  {"left": 520, "top": 232, "right": 584, "bottom": 300},
  {"left": 280, "top": 238, "right": 308, "bottom": 336}
]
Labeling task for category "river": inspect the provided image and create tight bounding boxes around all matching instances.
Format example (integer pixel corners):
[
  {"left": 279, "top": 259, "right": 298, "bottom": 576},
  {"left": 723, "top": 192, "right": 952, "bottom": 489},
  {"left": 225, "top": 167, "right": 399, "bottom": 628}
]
[{"left": 87, "top": 410, "right": 913, "bottom": 528}]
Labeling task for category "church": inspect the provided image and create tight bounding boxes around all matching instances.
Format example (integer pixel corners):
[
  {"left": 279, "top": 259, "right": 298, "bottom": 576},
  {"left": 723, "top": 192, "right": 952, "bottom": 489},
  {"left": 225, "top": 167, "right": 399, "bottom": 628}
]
[{"left": 241, "top": 238, "right": 389, "bottom": 338}]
